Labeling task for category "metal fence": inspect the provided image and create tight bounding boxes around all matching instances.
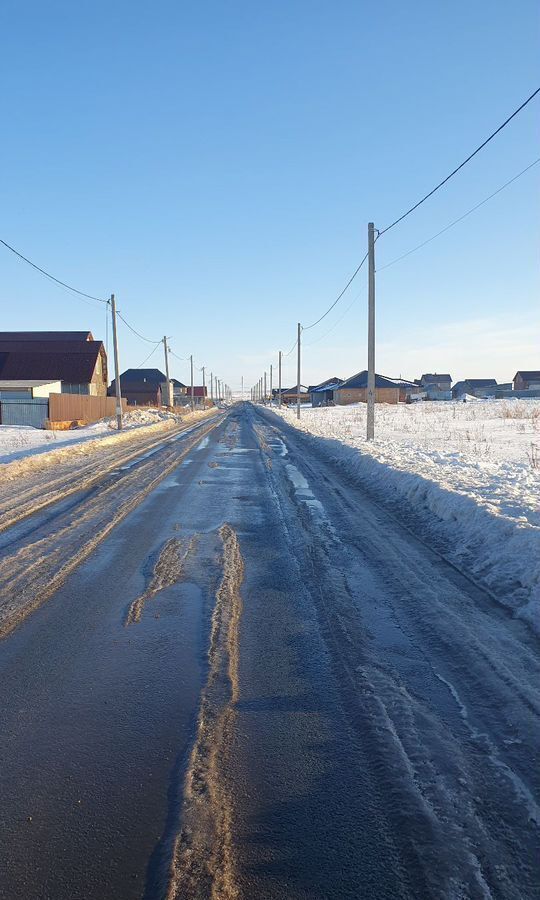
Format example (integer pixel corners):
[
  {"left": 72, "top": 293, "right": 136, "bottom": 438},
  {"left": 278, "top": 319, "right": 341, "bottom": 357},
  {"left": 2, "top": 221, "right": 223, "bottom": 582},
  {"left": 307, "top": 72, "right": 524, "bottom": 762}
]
[{"left": 0, "top": 398, "right": 49, "bottom": 428}]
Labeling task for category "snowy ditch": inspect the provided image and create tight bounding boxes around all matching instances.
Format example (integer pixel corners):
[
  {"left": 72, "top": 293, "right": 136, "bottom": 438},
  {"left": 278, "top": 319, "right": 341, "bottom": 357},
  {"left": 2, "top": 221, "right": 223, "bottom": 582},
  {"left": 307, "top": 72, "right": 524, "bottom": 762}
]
[{"left": 267, "top": 401, "right": 540, "bottom": 635}]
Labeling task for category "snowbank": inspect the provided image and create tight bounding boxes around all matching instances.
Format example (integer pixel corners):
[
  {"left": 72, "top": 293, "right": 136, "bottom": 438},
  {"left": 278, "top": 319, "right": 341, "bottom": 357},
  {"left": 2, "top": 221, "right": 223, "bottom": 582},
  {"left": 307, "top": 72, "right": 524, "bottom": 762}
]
[
  {"left": 0, "top": 407, "right": 204, "bottom": 464},
  {"left": 269, "top": 400, "right": 540, "bottom": 634}
]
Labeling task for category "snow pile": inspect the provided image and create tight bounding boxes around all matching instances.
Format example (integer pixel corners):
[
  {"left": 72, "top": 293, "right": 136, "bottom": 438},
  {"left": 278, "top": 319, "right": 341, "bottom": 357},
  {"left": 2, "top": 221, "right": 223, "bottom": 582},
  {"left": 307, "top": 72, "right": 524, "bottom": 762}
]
[
  {"left": 270, "top": 400, "right": 540, "bottom": 633},
  {"left": 0, "top": 407, "right": 211, "bottom": 465}
]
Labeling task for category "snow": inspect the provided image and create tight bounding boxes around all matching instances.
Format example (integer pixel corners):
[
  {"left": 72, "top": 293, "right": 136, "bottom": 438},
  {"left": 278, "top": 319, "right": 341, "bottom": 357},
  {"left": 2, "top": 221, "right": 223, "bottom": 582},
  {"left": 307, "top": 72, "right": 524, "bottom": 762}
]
[
  {"left": 0, "top": 408, "right": 202, "bottom": 464},
  {"left": 270, "top": 399, "right": 540, "bottom": 634}
]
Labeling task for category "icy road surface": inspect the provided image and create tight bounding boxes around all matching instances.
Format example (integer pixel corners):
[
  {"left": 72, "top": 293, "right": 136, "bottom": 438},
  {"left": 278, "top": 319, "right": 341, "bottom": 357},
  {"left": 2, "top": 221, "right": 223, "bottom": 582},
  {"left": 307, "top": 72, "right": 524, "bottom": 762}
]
[{"left": 0, "top": 404, "right": 538, "bottom": 899}]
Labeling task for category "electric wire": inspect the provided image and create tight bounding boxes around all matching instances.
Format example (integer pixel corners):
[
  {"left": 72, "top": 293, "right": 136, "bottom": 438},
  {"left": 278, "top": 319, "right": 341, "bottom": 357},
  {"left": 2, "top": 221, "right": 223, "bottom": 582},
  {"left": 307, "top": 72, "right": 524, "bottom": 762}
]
[
  {"left": 0, "top": 237, "right": 107, "bottom": 305},
  {"left": 136, "top": 342, "right": 161, "bottom": 368},
  {"left": 302, "top": 252, "right": 369, "bottom": 330},
  {"left": 378, "top": 157, "right": 540, "bottom": 271},
  {"left": 379, "top": 86, "right": 540, "bottom": 236},
  {"left": 304, "top": 285, "right": 365, "bottom": 346},
  {"left": 116, "top": 311, "right": 161, "bottom": 344}
]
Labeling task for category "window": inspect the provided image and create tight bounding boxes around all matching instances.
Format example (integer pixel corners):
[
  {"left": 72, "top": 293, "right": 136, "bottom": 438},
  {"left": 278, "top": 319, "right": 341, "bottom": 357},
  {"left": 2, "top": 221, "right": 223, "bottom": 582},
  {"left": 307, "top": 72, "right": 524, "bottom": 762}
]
[{"left": 61, "top": 383, "right": 90, "bottom": 395}]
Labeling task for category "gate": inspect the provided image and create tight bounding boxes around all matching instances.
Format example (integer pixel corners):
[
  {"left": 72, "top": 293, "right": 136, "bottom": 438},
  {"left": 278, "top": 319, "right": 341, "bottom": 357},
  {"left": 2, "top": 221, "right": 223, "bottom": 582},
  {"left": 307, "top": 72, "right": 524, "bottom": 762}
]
[{"left": 0, "top": 398, "right": 49, "bottom": 428}]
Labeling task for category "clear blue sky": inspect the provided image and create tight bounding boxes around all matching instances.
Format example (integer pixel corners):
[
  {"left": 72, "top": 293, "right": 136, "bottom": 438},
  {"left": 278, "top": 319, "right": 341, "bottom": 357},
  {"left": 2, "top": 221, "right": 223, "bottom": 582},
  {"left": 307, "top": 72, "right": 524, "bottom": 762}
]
[{"left": 1, "top": 0, "right": 538, "bottom": 389}]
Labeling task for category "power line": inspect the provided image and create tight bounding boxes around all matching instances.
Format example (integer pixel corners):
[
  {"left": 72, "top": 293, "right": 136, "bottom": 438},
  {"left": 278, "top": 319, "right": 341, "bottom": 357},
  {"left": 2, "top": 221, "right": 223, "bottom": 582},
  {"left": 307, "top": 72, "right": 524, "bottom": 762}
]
[
  {"left": 283, "top": 335, "right": 299, "bottom": 357},
  {"left": 379, "top": 86, "right": 540, "bottom": 237},
  {"left": 137, "top": 342, "right": 161, "bottom": 368},
  {"left": 169, "top": 348, "right": 188, "bottom": 362},
  {"left": 116, "top": 311, "right": 160, "bottom": 344},
  {"left": 378, "top": 157, "right": 540, "bottom": 272},
  {"left": 0, "top": 237, "right": 107, "bottom": 305},
  {"left": 302, "top": 252, "right": 369, "bottom": 330},
  {"left": 304, "top": 285, "right": 365, "bottom": 346}
]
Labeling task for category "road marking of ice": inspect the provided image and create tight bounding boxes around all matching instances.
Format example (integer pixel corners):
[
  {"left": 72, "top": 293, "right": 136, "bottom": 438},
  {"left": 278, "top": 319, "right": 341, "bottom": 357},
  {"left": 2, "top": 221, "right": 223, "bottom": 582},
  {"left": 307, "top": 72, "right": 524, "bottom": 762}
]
[
  {"left": 195, "top": 436, "right": 209, "bottom": 450},
  {"left": 435, "top": 672, "right": 540, "bottom": 825}
]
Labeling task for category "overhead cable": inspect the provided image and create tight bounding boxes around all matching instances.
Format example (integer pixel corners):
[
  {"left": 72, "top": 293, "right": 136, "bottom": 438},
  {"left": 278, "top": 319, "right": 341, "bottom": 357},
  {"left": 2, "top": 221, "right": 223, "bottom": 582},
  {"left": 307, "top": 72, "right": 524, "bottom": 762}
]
[{"left": 378, "top": 86, "right": 540, "bottom": 236}]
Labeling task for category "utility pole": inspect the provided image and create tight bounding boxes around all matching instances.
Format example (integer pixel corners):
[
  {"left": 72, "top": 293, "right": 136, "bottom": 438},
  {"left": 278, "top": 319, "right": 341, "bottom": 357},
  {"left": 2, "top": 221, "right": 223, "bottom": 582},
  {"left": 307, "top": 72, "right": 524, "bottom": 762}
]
[
  {"left": 296, "top": 322, "right": 301, "bottom": 420},
  {"left": 202, "top": 365, "right": 206, "bottom": 408},
  {"left": 278, "top": 350, "right": 282, "bottom": 407},
  {"left": 210, "top": 371, "right": 214, "bottom": 404},
  {"left": 264, "top": 371, "right": 267, "bottom": 405},
  {"left": 270, "top": 364, "right": 273, "bottom": 406},
  {"left": 110, "top": 294, "right": 123, "bottom": 430},
  {"left": 190, "top": 355, "right": 195, "bottom": 411},
  {"left": 163, "top": 335, "right": 172, "bottom": 408},
  {"left": 367, "top": 222, "right": 376, "bottom": 440}
]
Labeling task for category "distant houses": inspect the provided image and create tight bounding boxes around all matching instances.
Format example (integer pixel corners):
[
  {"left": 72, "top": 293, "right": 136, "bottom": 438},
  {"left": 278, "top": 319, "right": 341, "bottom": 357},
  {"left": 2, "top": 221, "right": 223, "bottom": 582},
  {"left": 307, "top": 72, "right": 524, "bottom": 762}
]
[
  {"left": 514, "top": 371, "right": 540, "bottom": 392},
  {"left": 452, "top": 378, "right": 497, "bottom": 399}
]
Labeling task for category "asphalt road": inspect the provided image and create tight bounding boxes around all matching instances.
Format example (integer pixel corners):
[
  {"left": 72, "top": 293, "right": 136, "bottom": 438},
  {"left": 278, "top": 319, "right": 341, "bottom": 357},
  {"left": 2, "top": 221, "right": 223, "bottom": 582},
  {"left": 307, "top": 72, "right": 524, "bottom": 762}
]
[{"left": 0, "top": 404, "right": 538, "bottom": 899}]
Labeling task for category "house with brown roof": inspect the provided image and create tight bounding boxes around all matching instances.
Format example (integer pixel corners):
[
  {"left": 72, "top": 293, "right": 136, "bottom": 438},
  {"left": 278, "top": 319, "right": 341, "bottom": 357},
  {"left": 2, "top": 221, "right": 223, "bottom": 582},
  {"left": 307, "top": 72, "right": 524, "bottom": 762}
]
[{"left": 0, "top": 332, "right": 107, "bottom": 396}]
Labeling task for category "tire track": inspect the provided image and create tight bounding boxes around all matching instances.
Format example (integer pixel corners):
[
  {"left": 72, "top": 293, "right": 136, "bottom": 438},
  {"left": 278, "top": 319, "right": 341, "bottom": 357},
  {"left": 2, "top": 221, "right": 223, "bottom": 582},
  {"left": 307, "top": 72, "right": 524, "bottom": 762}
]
[{"left": 0, "top": 418, "right": 222, "bottom": 638}]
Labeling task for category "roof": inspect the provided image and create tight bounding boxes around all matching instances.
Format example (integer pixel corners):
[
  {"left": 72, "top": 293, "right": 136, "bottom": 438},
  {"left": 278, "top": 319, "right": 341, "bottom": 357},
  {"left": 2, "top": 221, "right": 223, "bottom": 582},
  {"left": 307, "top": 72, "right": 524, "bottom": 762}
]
[
  {"left": 311, "top": 381, "right": 343, "bottom": 393},
  {"left": 337, "top": 371, "right": 401, "bottom": 390},
  {"left": 457, "top": 378, "right": 497, "bottom": 388},
  {"left": 0, "top": 340, "right": 104, "bottom": 355},
  {"left": 0, "top": 379, "right": 61, "bottom": 388},
  {"left": 118, "top": 368, "right": 166, "bottom": 384},
  {"left": 0, "top": 346, "right": 102, "bottom": 383},
  {"left": 308, "top": 377, "right": 344, "bottom": 392},
  {"left": 280, "top": 385, "right": 309, "bottom": 394},
  {"left": 420, "top": 373, "right": 452, "bottom": 382},
  {"left": 515, "top": 371, "right": 540, "bottom": 380},
  {"left": 171, "top": 378, "right": 187, "bottom": 387},
  {"left": 0, "top": 331, "right": 93, "bottom": 342}
]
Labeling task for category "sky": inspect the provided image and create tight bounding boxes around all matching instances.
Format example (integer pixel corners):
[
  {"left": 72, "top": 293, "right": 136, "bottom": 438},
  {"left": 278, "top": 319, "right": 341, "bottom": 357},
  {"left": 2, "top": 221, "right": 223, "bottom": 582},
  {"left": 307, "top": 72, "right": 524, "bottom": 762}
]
[{"left": 0, "top": 0, "right": 538, "bottom": 391}]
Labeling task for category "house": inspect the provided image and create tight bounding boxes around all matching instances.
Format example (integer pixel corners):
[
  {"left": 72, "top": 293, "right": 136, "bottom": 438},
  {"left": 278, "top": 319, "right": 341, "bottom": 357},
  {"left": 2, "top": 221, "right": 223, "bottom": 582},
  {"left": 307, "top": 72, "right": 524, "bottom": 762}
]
[
  {"left": 0, "top": 333, "right": 107, "bottom": 396},
  {"left": 276, "top": 385, "right": 310, "bottom": 404},
  {"left": 452, "top": 378, "right": 498, "bottom": 399},
  {"left": 387, "top": 377, "right": 422, "bottom": 402},
  {"left": 416, "top": 373, "right": 452, "bottom": 401},
  {"left": 309, "top": 377, "right": 343, "bottom": 407},
  {"left": 335, "top": 371, "right": 401, "bottom": 405},
  {"left": 514, "top": 371, "right": 540, "bottom": 391},
  {"left": 109, "top": 368, "right": 165, "bottom": 406}
]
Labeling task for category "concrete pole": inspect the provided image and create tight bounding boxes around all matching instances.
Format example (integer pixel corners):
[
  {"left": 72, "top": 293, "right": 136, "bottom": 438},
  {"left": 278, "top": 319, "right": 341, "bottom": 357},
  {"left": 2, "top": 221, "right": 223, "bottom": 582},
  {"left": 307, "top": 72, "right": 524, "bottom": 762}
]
[
  {"left": 278, "top": 350, "right": 282, "bottom": 407},
  {"left": 264, "top": 371, "right": 267, "bottom": 405},
  {"left": 110, "top": 294, "right": 123, "bottom": 430},
  {"left": 270, "top": 364, "right": 273, "bottom": 406},
  {"left": 296, "top": 322, "right": 301, "bottom": 420},
  {"left": 210, "top": 372, "right": 214, "bottom": 404},
  {"left": 202, "top": 365, "right": 206, "bottom": 408},
  {"left": 367, "top": 222, "right": 376, "bottom": 440},
  {"left": 163, "top": 336, "right": 172, "bottom": 408},
  {"left": 190, "top": 355, "right": 195, "bottom": 411}
]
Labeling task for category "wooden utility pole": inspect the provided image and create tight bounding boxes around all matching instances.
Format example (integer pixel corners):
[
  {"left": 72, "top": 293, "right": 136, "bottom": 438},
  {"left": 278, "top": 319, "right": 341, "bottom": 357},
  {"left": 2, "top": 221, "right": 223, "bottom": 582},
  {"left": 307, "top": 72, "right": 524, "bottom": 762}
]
[
  {"left": 367, "top": 222, "right": 376, "bottom": 440},
  {"left": 163, "top": 336, "right": 172, "bottom": 408},
  {"left": 110, "top": 294, "right": 123, "bottom": 430},
  {"left": 210, "top": 371, "right": 214, "bottom": 404},
  {"left": 190, "top": 355, "right": 195, "bottom": 411},
  {"left": 264, "top": 371, "right": 267, "bottom": 405},
  {"left": 278, "top": 350, "right": 282, "bottom": 407},
  {"left": 296, "top": 322, "right": 301, "bottom": 420},
  {"left": 269, "top": 364, "right": 273, "bottom": 405},
  {"left": 202, "top": 365, "right": 206, "bottom": 408}
]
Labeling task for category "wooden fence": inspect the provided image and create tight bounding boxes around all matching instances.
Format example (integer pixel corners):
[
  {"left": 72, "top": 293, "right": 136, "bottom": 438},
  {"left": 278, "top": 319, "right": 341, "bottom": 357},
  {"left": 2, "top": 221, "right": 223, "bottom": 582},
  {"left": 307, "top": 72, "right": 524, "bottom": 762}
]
[{"left": 48, "top": 393, "right": 127, "bottom": 425}]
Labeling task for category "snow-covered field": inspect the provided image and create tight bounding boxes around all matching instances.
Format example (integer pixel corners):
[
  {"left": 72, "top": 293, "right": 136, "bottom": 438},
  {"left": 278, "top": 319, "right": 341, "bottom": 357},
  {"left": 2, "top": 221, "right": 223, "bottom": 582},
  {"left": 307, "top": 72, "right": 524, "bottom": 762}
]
[
  {"left": 270, "top": 399, "right": 540, "bottom": 633},
  {"left": 0, "top": 408, "right": 205, "bottom": 464}
]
